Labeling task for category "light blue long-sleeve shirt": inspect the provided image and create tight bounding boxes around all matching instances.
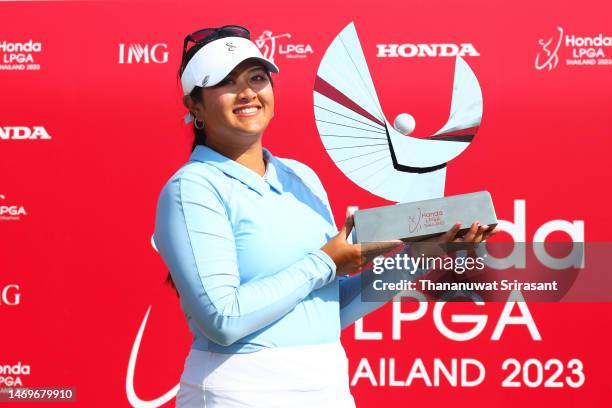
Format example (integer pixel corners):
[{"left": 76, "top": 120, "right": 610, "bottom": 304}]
[{"left": 154, "top": 144, "right": 408, "bottom": 353}]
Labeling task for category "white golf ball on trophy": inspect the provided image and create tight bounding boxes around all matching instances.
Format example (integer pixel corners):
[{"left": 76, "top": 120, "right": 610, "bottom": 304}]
[{"left": 393, "top": 113, "right": 416, "bottom": 135}]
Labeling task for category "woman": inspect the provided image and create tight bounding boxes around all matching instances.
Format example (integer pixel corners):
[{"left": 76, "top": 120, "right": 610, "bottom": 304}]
[{"left": 154, "top": 25, "right": 495, "bottom": 408}]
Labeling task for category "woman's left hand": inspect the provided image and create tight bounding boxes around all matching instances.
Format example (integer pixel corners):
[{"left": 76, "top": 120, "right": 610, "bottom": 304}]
[{"left": 408, "top": 221, "right": 500, "bottom": 258}]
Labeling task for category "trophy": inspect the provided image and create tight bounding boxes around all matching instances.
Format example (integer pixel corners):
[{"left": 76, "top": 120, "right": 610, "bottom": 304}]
[
  {"left": 353, "top": 191, "right": 497, "bottom": 243},
  {"left": 313, "top": 22, "right": 497, "bottom": 242}
]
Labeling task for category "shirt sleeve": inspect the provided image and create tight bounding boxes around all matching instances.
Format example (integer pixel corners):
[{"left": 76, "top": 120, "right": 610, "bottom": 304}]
[
  {"left": 338, "top": 248, "right": 430, "bottom": 329},
  {"left": 153, "top": 170, "right": 337, "bottom": 347}
]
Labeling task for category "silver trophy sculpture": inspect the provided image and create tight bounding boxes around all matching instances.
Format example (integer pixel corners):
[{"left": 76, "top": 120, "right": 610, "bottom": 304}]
[{"left": 313, "top": 22, "right": 497, "bottom": 242}]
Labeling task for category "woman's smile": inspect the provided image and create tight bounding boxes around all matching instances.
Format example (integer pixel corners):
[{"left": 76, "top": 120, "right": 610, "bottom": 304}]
[{"left": 233, "top": 104, "right": 262, "bottom": 117}]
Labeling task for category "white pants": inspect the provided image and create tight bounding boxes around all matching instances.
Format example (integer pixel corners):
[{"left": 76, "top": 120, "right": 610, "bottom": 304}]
[{"left": 176, "top": 341, "right": 356, "bottom": 408}]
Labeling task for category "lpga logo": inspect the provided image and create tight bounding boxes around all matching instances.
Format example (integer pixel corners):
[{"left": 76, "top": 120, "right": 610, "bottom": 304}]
[
  {"left": 408, "top": 209, "right": 422, "bottom": 234},
  {"left": 535, "top": 27, "right": 563, "bottom": 71},
  {"left": 535, "top": 26, "right": 612, "bottom": 70},
  {"left": 255, "top": 30, "right": 313, "bottom": 62},
  {"left": 0, "top": 194, "right": 27, "bottom": 221}
]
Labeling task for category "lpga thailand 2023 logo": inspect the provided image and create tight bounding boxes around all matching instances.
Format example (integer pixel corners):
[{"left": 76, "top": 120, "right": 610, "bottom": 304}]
[
  {"left": 535, "top": 26, "right": 612, "bottom": 70},
  {"left": 0, "top": 40, "right": 42, "bottom": 71},
  {"left": 255, "top": 30, "right": 313, "bottom": 62},
  {"left": 409, "top": 208, "right": 445, "bottom": 233},
  {"left": 0, "top": 362, "right": 30, "bottom": 388}
]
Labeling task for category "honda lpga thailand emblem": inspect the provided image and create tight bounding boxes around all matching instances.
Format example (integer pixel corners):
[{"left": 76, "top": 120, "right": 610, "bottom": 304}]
[
  {"left": 408, "top": 208, "right": 423, "bottom": 233},
  {"left": 535, "top": 27, "right": 564, "bottom": 71}
]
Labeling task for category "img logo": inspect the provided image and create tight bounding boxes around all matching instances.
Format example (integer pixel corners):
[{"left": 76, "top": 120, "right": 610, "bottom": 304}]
[
  {"left": 255, "top": 30, "right": 313, "bottom": 62},
  {"left": 0, "top": 284, "right": 21, "bottom": 306},
  {"left": 535, "top": 27, "right": 563, "bottom": 71},
  {"left": 118, "top": 43, "right": 168, "bottom": 64}
]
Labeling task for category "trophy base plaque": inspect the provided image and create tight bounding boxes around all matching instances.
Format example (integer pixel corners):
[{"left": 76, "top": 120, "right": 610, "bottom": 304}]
[{"left": 353, "top": 191, "right": 497, "bottom": 243}]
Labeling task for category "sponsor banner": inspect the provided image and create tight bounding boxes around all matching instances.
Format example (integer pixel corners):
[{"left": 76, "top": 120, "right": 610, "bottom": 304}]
[
  {"left": 536, "top": 27, "right": 612, "bottom": 70},
  {"left": 0, "top": 40, "right": 42, "bottom": 71},
  {"left": 0, "top": 1, "right": 610, "bottom": 407},
  {"left": 376, "top": 42, "right": 479, "bottom": 58},
  {"left": 0, "top": 195, "right": 27, "bottom": 221},
  {"left": 255, "top": 30, "right": 314, "bottom": 61},
  {"left": 118, "top": 43, "right": 169, "bottom": 64},
  {"left": 0, "top": 362, "right": 30, "bottom": 388},
  {"left": 0, "top": 126, "right": 51, "bottom": 141},
  {"left": 0, "top": 284, "right": 21, "bottom": 306}
]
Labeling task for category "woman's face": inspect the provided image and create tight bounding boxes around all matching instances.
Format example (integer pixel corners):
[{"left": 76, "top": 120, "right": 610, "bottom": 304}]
[{"left": 195, "top": 59, "right": 274, "bottom": 148}]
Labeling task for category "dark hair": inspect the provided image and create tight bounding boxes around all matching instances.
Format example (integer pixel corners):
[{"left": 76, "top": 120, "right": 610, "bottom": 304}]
[
  {"left": 188, "top": 86, "right": 207, "bottom": 152},
  {"left": 164, "top": 49, "right": 208, "bottom": 297}
]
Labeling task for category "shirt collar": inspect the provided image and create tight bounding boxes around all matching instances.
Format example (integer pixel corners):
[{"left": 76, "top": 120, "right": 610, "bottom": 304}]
[
  {"left": 189, "top": 144, "right": 283, "bottom": 196},
  {"left": 262, "top": 148, "right": 283, "bottom": 193}
]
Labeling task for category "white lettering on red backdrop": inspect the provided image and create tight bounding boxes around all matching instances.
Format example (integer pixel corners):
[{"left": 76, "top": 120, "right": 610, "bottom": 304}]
[
  {"left": 0, "top": 284, "right": 21, "bottom": 306},
  {"left": 535, "top": 26, "right": 612, "bottom": 70},
  {"left": 376, "top": 43, "right": 480, "bottom": 58},
  {"left": 0, "top": 40, "right": 42, "bottom": 70},
  {"left": 0, "top": 126, "right": 51, "bottom": 140},
  {"left": 0, "top": 194, "right": 27, "bottom": 221},
  {"left": 255, "top": 30, "right": 313, "bottom": 62},
  {"left": 118, "top": 43, "right": 168, "bottom": 64}
]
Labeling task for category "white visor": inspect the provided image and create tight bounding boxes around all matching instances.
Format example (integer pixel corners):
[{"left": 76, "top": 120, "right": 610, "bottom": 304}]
[{"left": 180, "top": 36, "right": 279, "bottom": 96}]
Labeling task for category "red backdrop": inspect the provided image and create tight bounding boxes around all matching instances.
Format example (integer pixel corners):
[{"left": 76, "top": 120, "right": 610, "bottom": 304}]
[{"left": 1, "top": 0, "right": 611, "bottom": 406}]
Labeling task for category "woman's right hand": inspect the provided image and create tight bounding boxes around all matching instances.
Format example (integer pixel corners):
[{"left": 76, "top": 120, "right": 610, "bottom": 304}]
[{"left": 321, "top": 215, "right": 403, "bottom": 276}]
